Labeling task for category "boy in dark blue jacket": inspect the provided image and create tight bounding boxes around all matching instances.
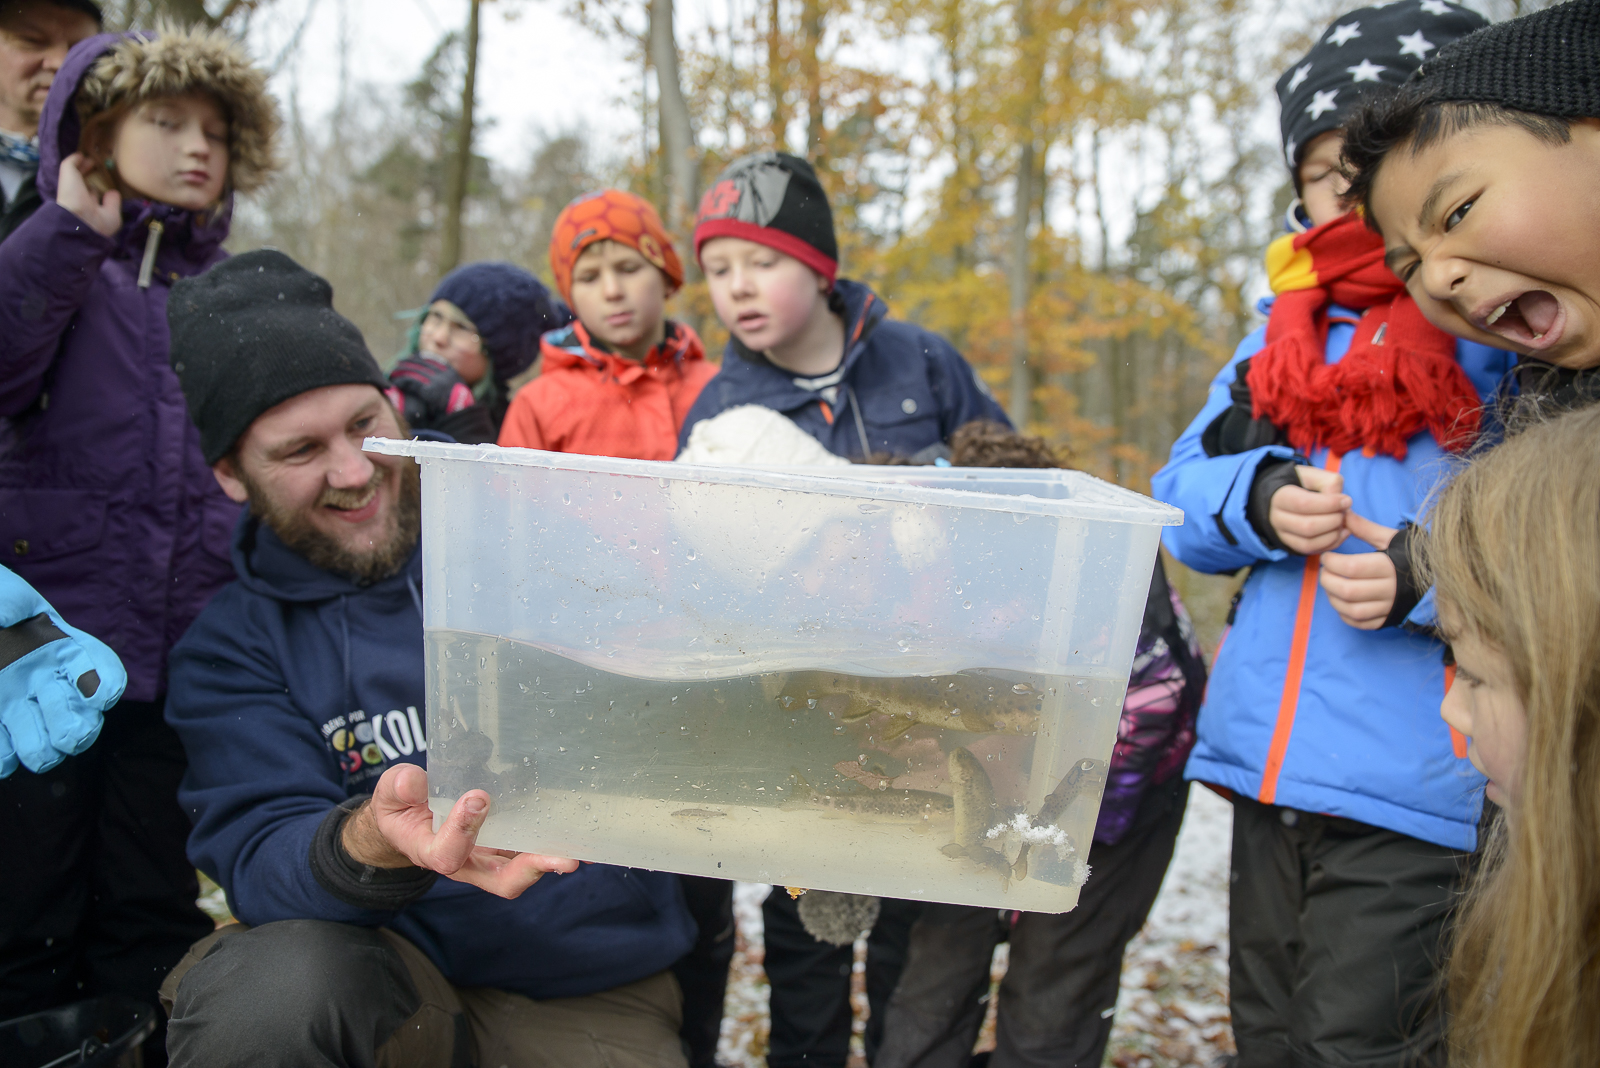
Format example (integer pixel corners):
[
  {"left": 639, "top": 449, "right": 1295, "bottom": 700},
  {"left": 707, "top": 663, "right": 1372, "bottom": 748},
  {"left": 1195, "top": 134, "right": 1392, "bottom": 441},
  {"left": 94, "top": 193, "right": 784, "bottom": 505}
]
[
  {"left": 158, "top": 251, "right": 696, "bottom": 1068},
  {"left": 680, "top": 151, "right": 1008, "bottom": 462}
]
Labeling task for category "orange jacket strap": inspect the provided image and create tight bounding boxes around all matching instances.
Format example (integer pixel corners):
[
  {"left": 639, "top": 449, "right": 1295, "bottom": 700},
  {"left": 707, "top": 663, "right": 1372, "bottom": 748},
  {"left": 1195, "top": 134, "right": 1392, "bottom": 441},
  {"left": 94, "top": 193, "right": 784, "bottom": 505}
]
[
  {"left": 1445, "top": 665, "right": 1468, "bottom": 758},
  {"left": 1258, "top": 451, "right": 1342, "bottom": 804}
]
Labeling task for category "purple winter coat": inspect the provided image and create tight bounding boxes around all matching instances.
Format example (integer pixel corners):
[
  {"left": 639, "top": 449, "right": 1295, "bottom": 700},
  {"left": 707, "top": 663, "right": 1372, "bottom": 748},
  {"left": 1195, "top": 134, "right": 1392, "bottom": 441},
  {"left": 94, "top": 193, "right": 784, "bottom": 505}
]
[{"left": 0, "top": 34, "right": 240, "bottom": 703}]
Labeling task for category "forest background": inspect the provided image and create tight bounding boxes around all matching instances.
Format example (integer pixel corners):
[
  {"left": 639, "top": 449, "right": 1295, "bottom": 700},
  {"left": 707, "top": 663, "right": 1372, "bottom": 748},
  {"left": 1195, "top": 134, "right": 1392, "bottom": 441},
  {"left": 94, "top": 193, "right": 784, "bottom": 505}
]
[{"left": 104, "top": 0, "right": 1550, "bottom": 646}]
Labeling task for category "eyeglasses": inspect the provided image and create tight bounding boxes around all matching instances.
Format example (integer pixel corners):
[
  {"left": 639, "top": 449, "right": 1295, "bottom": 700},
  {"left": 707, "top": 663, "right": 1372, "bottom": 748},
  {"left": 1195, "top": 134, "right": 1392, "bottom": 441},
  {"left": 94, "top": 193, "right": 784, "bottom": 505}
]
[{"left": 422, "top": 309, "right": 480, "bottom": 345}]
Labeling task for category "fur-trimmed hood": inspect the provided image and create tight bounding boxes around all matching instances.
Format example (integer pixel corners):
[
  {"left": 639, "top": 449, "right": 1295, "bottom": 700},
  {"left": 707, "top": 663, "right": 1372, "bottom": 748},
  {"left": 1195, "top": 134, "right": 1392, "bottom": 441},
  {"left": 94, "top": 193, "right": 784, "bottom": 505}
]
[{"left": 40, "top": 25, "right": 280, "bottom": 202}]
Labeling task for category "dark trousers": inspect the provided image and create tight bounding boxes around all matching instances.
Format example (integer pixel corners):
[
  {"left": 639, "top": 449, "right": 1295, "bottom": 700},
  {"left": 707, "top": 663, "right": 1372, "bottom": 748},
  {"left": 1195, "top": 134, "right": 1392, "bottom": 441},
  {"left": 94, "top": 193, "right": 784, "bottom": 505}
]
[
  {"left": 873, "top": 774, "right": 1189, "bottom": 1068},
  {"left": 0, "top": 697, "right": 211, "bottom": 1067},
  {"left": 673, "top": 875, "right": 737, "bottom": 1067},
  {"left": 1228, "top": 794, "right": 1469, "bottom": 1068},
  {"left": 164, "top": 920, "right": 686, "bottom": 1068},
  {"left": 763, "top": 889, "right": 921, "bottom": 1067}
]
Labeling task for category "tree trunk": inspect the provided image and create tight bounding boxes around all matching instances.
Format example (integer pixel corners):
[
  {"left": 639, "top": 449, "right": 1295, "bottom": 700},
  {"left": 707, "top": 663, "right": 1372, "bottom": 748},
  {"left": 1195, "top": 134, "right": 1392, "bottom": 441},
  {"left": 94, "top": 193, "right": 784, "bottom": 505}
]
[
  {"left": 439, "top": 0, "right": 480, "bottom": 276},
  {"left": 768, "top": 0, "right": 788, "bottom": 150},
  {"left": 801, "top": 0, "right": 824, "bottom": 158},
  {"left": 650, "top": 0, "right": 699, "bottom": 231},
  {"left": 1007, "top": 139, "right": 1034, "bottom": 429}
]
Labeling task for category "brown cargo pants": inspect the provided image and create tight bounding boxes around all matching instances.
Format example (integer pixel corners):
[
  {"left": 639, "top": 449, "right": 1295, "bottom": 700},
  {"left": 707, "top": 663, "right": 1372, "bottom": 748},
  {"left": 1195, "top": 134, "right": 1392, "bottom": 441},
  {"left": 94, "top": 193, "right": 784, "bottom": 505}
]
[{"left": 159, "top": 919, "right": 688, "bottom": 1068}]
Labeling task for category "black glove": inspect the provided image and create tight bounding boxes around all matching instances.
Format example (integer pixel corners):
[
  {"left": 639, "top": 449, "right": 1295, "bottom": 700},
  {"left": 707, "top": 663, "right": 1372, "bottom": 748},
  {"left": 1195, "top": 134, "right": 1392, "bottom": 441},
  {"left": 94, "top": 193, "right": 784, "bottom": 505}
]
[{"left": 389, "top": 354, "right": 476, "bottom": 426}]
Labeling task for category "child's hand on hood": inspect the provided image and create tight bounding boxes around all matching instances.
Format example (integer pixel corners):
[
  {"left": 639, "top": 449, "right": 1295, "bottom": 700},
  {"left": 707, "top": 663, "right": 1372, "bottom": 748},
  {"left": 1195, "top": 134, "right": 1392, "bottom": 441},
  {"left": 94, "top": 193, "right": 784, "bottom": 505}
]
[{"left": 57, "top": 153, "right": 121, "bottom": 238}]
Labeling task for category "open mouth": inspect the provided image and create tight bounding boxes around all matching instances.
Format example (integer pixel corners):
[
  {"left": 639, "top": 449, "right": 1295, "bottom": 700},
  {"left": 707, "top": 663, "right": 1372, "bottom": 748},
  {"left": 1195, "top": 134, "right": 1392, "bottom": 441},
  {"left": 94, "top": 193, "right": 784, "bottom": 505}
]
[
  {"left": 737, "top": 311, "right": 769, "bottom": 331},
  {"left": 1481, "top": 290, "right": 1564, "bottom": 349}
]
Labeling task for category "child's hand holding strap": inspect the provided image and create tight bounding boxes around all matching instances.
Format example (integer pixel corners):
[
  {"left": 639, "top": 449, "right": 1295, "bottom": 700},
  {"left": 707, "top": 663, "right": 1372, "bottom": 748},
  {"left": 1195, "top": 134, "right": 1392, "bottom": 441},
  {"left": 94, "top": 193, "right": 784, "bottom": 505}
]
[{"left": 1267, "top": 466, "right": 1351, "bottom": 555}]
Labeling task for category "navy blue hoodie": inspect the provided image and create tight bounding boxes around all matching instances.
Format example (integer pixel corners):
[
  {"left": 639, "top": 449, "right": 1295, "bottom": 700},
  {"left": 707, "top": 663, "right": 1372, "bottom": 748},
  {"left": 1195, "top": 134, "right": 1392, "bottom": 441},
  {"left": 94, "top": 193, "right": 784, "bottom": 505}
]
[
  {"left": 165, "top": 512, "right": 696, "bottom": 1000},
  {"left": 678, "top": 278, "right": 1010, "bottom": 458}
]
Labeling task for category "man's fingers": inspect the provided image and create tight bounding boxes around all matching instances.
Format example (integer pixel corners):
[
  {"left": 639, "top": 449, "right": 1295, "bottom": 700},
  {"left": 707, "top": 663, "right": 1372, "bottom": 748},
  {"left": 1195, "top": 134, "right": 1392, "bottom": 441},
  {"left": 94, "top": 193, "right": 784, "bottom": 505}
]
[
  {"left": 457, "top": 850, "right": 580, "bottom": 900},
  {"left": 420, "top": 791, "right": 493, "bottom": 875},
  {"left": 1344, "top": 511, "right": 1399, "bottom": 551}
]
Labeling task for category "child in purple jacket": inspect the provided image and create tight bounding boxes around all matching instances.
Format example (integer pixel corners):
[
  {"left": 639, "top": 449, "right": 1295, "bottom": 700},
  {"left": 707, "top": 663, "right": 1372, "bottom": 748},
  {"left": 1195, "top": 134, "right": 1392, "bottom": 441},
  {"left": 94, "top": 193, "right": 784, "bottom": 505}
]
[
  {"left": 873, "top": 422, "right": 1206, "bottom": 1068},
  {"left": 0, "top": 24, "right": 280, "bottom": 1055}
]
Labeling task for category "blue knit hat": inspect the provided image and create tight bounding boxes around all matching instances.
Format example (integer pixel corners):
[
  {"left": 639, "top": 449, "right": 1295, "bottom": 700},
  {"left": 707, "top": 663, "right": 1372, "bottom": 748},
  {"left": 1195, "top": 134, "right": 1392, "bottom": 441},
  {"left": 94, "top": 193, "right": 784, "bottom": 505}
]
[{"left": 429, "top": 262, "right": 572, "bottom": 386}]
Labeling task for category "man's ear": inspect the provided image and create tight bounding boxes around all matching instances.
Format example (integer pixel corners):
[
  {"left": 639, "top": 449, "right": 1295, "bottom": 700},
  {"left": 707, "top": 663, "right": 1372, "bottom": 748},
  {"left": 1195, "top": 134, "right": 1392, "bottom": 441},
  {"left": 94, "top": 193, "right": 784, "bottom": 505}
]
[{"left": 212, "top": 455, "right": 250, "bottom": 504}]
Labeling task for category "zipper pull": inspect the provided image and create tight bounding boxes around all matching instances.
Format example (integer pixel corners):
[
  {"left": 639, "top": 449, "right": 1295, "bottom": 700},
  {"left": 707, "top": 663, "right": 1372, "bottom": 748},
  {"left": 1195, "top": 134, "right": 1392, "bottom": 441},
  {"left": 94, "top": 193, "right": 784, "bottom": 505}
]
[{"left": 136, "top": 219, "right": 164, "bottom": 289}]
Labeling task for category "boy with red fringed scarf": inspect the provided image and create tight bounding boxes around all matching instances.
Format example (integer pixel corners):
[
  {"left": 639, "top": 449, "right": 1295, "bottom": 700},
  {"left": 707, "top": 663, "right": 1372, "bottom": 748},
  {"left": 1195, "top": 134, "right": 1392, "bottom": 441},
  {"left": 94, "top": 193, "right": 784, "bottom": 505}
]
[{"left": 1152, "top": 6, "right": 1515, "bottom": 1067}]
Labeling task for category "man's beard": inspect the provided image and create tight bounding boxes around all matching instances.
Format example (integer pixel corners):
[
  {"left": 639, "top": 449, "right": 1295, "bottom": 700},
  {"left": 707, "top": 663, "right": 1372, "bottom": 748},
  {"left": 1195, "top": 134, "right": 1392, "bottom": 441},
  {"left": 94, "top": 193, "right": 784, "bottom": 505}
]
[{"left": 240, "top": 460, "right": 422, "bottom": 586}]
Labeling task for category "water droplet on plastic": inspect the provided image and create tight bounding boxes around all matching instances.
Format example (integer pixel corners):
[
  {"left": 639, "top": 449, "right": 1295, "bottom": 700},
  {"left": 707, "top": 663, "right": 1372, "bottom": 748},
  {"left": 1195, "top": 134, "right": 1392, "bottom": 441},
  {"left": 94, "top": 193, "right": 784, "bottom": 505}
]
[
  {"left": 593, "top": 534, "right": 602, "bottom": 543},
  {"left": 613, "top": 489, "right": 623, "bottom": 500},
  {"left": 780, "top": 696, "right": 795, "bottom": 709},
  {"left": 806, "top": 698, "right": 818, "bottom": 709},
  {"left": 1074, "top": 679, "right": 1089, "bottom": 691},
  {"left": 523, "top": 756, "right": 531, "bottom": 766},
  {"left": 1012, "top": 683, "right": 1035, "bottom": 695},
  {"left": 671, "top": 695, "right": 679, "bottom": 703},
  {"left": 687, "top": 549, "right": 697, "bottom": 561},
  {"left": 897, "top": 639, "right": 909, "bottom": 651},
  {"left": 562, "top": 493, "right": 571, "bottom": 505},
  {"left": 1012, "top": 513, "right": 1028, "bottom": 524},
  {"left": 962, "top": 600, "right": 973, "bottom": 610},
  {"left": 1091, "top": 697, "right": 1104, "bottom": 706}
]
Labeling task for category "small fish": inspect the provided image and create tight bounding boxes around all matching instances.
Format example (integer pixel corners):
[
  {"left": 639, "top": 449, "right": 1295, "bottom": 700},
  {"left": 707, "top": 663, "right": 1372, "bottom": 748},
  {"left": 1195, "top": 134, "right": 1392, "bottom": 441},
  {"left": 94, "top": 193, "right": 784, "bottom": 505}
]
[
  {"left": 776, "top": 672, "right": 1041, "bottom": 741},
  {"left": 944, "top": 748, "right": 1012, "bottom": 887},
  {"left": 671, "top": 807, "right": 728, "bottom": 820},
  {"left": 1010, "top": 758, "right": 1108, "bottom": 881}
]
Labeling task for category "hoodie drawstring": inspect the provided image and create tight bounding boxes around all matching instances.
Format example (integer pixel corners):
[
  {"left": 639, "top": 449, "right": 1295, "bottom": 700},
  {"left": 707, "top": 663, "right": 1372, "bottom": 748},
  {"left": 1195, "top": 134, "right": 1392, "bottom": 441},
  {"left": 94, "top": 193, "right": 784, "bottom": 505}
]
[
  {"left": 846, "top": 385, "right": 872, "bottom": 459},
  {"left": 339, "top": 595, "right": 353, "bottom": 718},
  {"left": 136, "top": 220, "right": 163, "bottom": 289}
]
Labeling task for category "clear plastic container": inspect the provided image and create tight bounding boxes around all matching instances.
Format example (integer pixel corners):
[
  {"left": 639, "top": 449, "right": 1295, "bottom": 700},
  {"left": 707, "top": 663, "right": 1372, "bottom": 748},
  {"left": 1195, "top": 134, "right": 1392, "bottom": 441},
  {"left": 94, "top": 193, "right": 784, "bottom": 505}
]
[{"left": 367, "top": 439, "right": 1182, "bottom": 912}]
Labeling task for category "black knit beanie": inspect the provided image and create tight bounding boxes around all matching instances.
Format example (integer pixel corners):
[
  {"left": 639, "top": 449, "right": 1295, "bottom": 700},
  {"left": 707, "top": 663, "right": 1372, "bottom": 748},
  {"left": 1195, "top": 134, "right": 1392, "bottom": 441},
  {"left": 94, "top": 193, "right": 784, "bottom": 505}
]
[
  {"left": 1277, "top": 0, "right": 1487, "bottom": 175},
  {"left": 693, "top": 152, "right": 839, "bottom": 282},
  {"left": 1409, "top": 0, "right": 1600, "bottom": 118},
  {"left": 169, "top": 250, "right": 391, "bottom": 464},
  {"left": 44, "top": 0, "right": 104, "bottom": 21}
]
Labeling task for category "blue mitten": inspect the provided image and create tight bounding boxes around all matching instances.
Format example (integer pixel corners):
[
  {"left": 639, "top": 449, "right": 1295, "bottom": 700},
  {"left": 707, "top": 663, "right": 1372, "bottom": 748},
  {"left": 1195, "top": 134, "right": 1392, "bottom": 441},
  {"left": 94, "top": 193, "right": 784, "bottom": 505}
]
[{"left": 0, "top": 569, "right": 126, "bottom": 776}]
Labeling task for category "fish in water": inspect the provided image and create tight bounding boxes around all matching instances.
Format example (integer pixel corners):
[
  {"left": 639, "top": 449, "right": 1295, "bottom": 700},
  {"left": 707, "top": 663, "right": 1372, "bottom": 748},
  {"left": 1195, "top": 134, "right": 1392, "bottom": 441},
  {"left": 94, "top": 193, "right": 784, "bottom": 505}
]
[
  {"left": 940, "top": 747, "right": 1014, "bottom": 884},
  {"left": 774, "top": 671, "right": 1041, "bottom": 741},
  {"left": 671, "top": 807, "right": 728, "bottom": 820},
  {"left": 783, "top": 777, "right": 955, "bottom": 823},
  {"left": 1009, "top": 757, "right": 1108, "bottom": 881}
]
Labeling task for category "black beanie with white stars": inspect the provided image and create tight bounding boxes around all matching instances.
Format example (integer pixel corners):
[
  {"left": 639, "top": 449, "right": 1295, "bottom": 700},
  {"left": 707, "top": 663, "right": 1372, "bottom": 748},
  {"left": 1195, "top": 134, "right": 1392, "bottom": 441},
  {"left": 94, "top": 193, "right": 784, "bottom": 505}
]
[
  {"left": 1277, "top": 0, "right": 1488, "bottom": 178},
  {"left": 1409, "top": 0, "right": 1600, "bottom": 120}
]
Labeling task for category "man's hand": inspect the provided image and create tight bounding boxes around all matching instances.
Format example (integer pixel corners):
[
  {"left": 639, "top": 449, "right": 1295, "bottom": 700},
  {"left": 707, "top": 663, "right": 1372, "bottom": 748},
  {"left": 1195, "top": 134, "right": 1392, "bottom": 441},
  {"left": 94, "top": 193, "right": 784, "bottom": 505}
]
[
  {"left": 1268, "top": 466, "right": 1351, "bottom": 555},
  {"left": 57, "top": 154, "right": 121, "bottom": 238},
  {"left": 1320, "top": 512, "right": 1401, "bottom": 630},
  {"left": 343, "top": 763, "right": 578, "bottom": 900}
]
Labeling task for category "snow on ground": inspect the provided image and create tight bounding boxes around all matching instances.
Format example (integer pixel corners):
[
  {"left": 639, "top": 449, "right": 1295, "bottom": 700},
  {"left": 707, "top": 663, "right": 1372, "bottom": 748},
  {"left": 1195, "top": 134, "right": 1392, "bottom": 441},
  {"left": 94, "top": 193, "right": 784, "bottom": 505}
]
[{"left": 716, "top": 783, "right": 1235, "bottom": 1067}]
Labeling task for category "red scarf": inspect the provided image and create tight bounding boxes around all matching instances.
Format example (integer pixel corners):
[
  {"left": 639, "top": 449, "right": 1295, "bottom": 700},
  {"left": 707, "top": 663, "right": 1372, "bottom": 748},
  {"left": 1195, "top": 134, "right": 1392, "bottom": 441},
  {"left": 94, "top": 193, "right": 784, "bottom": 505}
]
[{"left": 1247, "top": 212, "right": 1481, "bottom": 459}]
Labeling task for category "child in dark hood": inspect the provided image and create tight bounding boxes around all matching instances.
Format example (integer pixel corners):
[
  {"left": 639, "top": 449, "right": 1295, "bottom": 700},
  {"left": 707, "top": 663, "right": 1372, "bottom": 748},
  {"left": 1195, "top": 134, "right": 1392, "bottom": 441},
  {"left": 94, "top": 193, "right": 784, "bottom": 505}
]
[
  {"left": 682, "top": 151, "right": 1009, "bottom": 462},
  {"left": 388, "top": 260, "right": 571, "bottom": 444},
  {"left": 0, "top": 21, "right": 280, "bottom": 1056}
]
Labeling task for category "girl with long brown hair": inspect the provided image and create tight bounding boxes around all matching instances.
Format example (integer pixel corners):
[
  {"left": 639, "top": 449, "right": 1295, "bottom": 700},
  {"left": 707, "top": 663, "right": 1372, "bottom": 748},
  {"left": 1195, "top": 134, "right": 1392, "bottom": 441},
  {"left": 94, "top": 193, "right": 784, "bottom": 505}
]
[{"left": 1419, "top": 402, "right": 1600, "bottom": 1068}]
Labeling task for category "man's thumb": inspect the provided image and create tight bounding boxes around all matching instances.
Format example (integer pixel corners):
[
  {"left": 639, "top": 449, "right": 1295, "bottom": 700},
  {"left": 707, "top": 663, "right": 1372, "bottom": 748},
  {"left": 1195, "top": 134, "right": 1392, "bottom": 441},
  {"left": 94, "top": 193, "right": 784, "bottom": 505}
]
[{"left": 1345, "top": 511, "right": 1398, "bottom": 550}]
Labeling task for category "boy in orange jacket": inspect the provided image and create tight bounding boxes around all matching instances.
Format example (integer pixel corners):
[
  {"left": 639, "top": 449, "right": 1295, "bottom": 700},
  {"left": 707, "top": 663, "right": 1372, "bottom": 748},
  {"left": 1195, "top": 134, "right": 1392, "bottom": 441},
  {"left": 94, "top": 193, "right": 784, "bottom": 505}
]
[{"left": 497, "top": 190, "right": 716, "bottom": 459}]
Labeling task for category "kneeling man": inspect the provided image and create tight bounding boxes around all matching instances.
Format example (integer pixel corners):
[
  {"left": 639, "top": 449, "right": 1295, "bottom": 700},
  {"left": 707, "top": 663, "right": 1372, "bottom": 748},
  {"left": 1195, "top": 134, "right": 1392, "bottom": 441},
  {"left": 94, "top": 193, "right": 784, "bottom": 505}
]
[{"left": 160, "top": 250, "right": 696, "bottom": 1067}]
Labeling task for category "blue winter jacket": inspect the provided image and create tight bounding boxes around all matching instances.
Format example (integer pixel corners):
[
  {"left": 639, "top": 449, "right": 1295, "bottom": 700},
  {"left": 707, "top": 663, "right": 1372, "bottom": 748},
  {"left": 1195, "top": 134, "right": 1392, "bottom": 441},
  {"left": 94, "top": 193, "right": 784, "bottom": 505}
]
[
  {"left": 1151, "top": 299, "right": 1515, "bottom": 850},
  {"left": 678, "top": 278, "right": 1011, "bottom": 458},
  {"left": 165, "top": 512, "right": 697, "bottom": 1000}
]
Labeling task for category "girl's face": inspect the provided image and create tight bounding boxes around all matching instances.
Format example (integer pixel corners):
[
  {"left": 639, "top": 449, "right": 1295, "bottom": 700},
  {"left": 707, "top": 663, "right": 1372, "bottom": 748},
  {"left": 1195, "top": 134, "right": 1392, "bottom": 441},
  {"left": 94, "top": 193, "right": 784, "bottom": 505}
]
[
  {"left": 110, "top": 92, "right": 229, "bottom": 212},
  {"left": 1440, "top": 629, "right": 1528, "bottom": 808},
  {"left": 700, "top": 236, "right": 827, "bottom": 353},
  {"left": 418, "top": 300, "right": 489, "bottom": 385}
]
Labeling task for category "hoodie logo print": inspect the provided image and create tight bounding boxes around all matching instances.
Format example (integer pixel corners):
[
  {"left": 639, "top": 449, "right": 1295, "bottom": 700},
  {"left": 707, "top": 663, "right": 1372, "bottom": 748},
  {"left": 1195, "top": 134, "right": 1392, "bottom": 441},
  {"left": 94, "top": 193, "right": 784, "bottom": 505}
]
[{"left": 321, "top": 707, "right": 428, "bottom": 780}]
